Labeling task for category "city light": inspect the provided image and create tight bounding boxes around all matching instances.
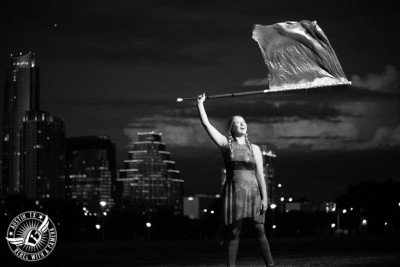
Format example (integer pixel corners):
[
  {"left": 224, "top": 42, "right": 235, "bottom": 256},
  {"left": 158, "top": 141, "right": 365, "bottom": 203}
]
[
  {"left": 342, "top": 209, "right": 347, "bottom": 214},
  {"left": 103, "top": 212, "right": 107, "bottom": 216},
  {"left": 270, "top": 203, "right": 277, "bottom": 209},
  {"left": 210, "top": 210, "right": 215, "bottom": 214},
  {"left": 277, "top": 183, "right": 282, "bottom": 188},
  {"left": 288, "top": 198, "right": 293, "bottom": 202},
  {"left": 280, "top": 197, "right": 284, "bottom": 202},
  {"left": 100, "top": 201, "right": 107, "bottom": 207},
  {"left": 203, "top": 209, "right": 207, "bottom": 213},
  {"left": 146, "top": 222, "right": 152, "bottom": 228},
  {"left": 95, "top": 224, "right": 101, "bottom": 230},
  {"left": 188, "top": 197, "right": 194, "bottom": 201},
  {"left": 361, "top": 219, "right": 367, "bottom": 226},
  {"left": 384, "top": 222, "right": 388, "bottom": 226},
  {"left": 331, "top": 223, "right": 336, "bottom": 228},
  {"left": 272, "top": 225, "right": 276, "bottom": 229}
]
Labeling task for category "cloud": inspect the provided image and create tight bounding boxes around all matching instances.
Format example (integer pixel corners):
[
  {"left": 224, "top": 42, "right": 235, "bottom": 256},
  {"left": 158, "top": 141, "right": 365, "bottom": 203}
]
[
  {"left": 242, "top": 77, "right": 269, "bottom": 86},
  {"left": 249, "top": 119, "right": 360, "bottom": 151},
  {"left": 373, "top": 124, "right": 400, "bottom": 146},
  {"left": 351, "top": 65, "right": 400, "bottom": 93},
  {"left": 123, "top": 113, "right": 363, "bottom": 151},
  {"left": 122, "top": 95, "right": 400, "bottom": 152},
  {"left": 123, "top": 116, "right": 219, "bottom": 148}
]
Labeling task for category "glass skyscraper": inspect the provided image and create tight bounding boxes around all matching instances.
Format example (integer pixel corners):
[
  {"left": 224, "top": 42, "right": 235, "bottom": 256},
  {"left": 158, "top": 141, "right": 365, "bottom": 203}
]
[
  {"left": 21, "top": 110, "right": 66, "bottom": 200},
  {"left": 66, "top": 136, "right": 116, "bottom": 213},
  {"left": 2, "top": 52, "right": 40, "bottom": 195},
  {"left": 118, "top": 131, "right": 183, "bottom": 215}
]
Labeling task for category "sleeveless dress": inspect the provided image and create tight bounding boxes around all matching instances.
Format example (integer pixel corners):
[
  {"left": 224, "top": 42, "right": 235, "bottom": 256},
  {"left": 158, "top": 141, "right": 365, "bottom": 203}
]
[{"left": 221, "top": 141, "right": 264, "bottom": 225}]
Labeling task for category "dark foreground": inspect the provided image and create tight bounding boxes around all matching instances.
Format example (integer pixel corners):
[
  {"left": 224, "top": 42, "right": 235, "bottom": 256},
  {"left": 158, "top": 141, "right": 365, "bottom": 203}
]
[{"left": 2, "top": 236, "right": 400, "bottom": 267}]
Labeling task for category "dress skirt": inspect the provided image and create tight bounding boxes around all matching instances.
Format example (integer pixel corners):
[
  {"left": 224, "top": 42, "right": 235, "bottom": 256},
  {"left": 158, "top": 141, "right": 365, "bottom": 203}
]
[{"left": 221, "top": 142, "right": 264, "bottom": 225}]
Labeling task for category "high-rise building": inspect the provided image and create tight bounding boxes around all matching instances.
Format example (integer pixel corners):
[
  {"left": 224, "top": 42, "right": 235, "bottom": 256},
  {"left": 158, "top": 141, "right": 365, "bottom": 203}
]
[
  {"left": 261, "top": 145, "right": 277, "bottom": 205},
  {"left": 183, "top": 194, "right": 220, "bottom": 219},
  {"left": 21, "top": 110, "right": 65, "bottom": 200},
  {"left": 2, "top": 52, "right": 40, "bottom": 195},
  {"left": 118, "top": 131, "right": 183, "bottom": 215},
  {"left": 66, "top": 136, "right": 116, "bottom": 213}
]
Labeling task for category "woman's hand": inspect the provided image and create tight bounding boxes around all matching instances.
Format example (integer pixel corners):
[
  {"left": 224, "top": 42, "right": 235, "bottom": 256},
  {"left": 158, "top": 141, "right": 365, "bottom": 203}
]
[
  {"left": 197, "top": 93, "right": 206, "bottom": 105},
  {"left": 260, "top": 198, "right": 268, "bottom": 215}
]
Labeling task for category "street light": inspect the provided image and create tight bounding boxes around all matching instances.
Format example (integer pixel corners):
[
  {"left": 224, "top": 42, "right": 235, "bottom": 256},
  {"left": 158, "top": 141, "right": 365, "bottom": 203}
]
[
  {"left": 270, "top": 204, "right": 277, "bottom": 238},
  {"left": 146, "top": 222, "right": 152, "bottom": 239},
  {"left": 99, "top": 201, "right": 107, "bottom": 241}
]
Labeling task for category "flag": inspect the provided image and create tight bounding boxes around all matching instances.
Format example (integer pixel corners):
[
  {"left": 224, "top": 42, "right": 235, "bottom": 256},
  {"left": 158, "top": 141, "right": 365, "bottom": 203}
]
[{"left": 252, "top": 20, "right": 351, "bottom": 91}]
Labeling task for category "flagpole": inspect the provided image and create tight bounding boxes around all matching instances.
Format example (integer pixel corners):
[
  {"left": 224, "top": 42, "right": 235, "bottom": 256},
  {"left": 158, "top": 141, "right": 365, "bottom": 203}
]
[
  {"left": 176, "top": 89, "right": 268, "bottom": 102},
  {"left": 176, "top": 81, "right": 351, "bottom": 102}
]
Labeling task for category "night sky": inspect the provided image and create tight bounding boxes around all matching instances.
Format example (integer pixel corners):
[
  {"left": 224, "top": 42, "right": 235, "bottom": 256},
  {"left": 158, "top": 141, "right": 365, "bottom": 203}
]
[{"left": 1, "top": 0, "right": 399, "bottom": 202}]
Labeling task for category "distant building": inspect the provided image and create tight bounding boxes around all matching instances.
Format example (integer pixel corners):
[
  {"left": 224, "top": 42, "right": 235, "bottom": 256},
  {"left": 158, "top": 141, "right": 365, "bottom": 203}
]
[
  {"left": 21, "top": 110, "right": 66, "bottom": 200},
  {"left": 183, "top": 194, "right": 220, "bottom": 219},
  {"left": 261, "top": 145, "right": 277, "bottom": 205},
  {"left": 118, "top": 131, "right": 183, "bottom": 214},
  {"left": 221, "top": 168, "right": 226, "bottom": 189},
  {"left": 285, "top": 201, "right": 337, "bottom": 213},
  {"left": 66, "top": 136, "right": 116, "bottom": 213},
  {"left": 2, "top": 52, "right": 40, "bottom": 195}
]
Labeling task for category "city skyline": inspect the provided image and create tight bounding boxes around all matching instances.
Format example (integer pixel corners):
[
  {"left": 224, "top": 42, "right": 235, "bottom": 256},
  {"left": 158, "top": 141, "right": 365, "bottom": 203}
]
[{"left": 1, "top": 0, "right": 400, "bottom": 202}]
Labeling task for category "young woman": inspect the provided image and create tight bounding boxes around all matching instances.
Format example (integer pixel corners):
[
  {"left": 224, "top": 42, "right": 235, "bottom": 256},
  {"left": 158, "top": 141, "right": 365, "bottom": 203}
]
[{"left": 197, "top": 93, "right": 274, "bottom": 267}]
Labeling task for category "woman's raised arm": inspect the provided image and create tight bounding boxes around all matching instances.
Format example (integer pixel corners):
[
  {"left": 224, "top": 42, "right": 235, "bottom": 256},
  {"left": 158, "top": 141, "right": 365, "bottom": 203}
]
[{"left": 197, "top": 93, "right": 227, "bottom": 148}]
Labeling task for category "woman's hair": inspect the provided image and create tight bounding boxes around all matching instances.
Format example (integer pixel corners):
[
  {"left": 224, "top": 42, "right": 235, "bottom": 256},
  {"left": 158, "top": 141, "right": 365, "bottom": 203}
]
[{"left": 227, "top": 116, "right": 253, "bottom": 158}]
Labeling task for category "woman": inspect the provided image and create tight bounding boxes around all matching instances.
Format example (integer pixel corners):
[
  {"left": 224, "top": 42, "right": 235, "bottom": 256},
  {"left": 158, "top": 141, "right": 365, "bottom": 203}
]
[{"left": 197, "top": 93, "right": 274, "bottom": 267}]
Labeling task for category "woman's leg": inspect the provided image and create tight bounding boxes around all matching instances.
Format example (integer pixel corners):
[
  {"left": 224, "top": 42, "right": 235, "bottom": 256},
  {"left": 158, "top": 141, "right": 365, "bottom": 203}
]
[
  {"left": 226, "top": 220, "right": 242, "bottom": 267},
  {"left": 253, "top": 222, "right": 274, "bottom": 266}
]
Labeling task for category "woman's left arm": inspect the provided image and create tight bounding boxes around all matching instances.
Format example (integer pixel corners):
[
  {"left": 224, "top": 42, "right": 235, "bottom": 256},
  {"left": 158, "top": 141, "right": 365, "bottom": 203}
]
[{"left": 253, "top": 144, "right": 268, "bottom": 214}]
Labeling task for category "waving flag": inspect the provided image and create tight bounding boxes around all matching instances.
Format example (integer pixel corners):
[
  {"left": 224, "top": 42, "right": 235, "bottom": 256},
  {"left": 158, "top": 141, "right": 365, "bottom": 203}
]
[
  {"left": 252, "top": 20, "right": 351, "bottom": 91},
  {"left": 177, "top": 20, "right": 350, "bottom": 102}
]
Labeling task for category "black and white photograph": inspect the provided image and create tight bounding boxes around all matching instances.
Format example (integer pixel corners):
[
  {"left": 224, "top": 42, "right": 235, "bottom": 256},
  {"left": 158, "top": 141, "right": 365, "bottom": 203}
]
[{"left": 1, "top": 1, "right": 400, "bottom": 266}]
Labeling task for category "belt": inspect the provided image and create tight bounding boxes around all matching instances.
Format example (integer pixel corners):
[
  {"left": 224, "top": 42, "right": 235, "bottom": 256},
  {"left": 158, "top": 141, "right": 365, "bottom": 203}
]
[{"left": 227, "top": 161, "right": 255, "bottom": 171}]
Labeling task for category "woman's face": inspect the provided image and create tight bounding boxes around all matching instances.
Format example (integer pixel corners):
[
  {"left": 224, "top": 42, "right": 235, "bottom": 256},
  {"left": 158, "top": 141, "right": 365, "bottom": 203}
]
[{"left": 230, "top": 116, "right": 247, "bottom": 136}]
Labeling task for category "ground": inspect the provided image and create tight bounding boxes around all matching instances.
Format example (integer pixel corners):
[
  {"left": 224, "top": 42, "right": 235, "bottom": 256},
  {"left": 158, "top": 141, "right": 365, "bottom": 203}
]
[{"left": 1, "top": 236, "right": 400, "bottom": 266}]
